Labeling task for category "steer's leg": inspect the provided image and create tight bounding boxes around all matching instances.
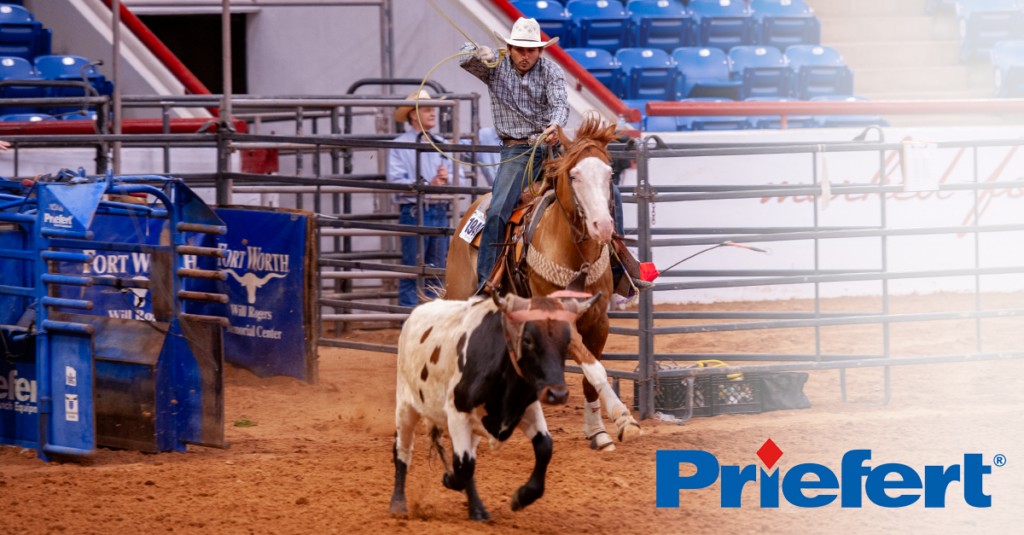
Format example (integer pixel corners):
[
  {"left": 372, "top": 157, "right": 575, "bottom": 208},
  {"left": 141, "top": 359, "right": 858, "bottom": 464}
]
[
  {"left": 511, "top": 401, "right": 553, "bottom": 511},
  {"left": 390, "top": 400, "right": 420, "bottom": 515},
  {"left": 571, "top": 331, "right": 643, "bottom": 444},
  {"left": 443, "top": 408, "right": 490, "bottom": 521}
]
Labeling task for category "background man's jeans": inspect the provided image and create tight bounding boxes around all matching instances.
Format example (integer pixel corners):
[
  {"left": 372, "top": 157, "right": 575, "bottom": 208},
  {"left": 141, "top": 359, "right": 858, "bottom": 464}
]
[{"left": 399, "top": 203, "right": 448, "bottom": 307}]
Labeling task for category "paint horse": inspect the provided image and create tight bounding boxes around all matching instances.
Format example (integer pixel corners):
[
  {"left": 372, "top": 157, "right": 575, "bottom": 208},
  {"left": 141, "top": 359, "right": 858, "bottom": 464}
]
[{"left": 446, "top": 114, "right": 643, "bottom": 451}]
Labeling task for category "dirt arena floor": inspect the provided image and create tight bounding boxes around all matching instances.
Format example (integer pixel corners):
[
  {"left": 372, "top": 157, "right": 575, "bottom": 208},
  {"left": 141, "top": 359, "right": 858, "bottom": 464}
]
[{"left": 2, "top": 293, "right": 1023, "bottom": 534}]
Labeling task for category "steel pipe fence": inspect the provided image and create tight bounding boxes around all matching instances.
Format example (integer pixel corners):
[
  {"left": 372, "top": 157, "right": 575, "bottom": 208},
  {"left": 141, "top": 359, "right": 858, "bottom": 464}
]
[{"left": 6, "top": 123, "right": 1024, "bottom": 423}]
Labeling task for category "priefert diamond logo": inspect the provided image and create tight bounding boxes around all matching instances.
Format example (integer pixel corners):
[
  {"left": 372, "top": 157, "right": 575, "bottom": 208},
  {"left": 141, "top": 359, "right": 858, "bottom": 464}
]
[{"left": 657, "top": 439, "right": 995, "bottom": 509}]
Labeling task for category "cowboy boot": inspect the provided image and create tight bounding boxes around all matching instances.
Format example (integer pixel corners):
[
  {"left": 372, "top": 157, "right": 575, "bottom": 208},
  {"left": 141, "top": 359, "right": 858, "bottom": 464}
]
[{"left": 611, "top": 236, "right": 654, "bottom": 297}]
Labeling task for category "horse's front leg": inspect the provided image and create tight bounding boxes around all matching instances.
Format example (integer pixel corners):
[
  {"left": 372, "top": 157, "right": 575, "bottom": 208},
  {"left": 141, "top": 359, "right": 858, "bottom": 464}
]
[
  {"left": 571, "top": 327, "right": 643, "bottom": 444},
  {"left": 511, "top": 401, "right": 553, "bottom": 511}
]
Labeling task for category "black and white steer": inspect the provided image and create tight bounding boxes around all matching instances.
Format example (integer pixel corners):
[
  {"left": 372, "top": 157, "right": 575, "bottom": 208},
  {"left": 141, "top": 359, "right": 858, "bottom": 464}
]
[{"left": 389, "top": 292, "right": 598, "bottom": 521}]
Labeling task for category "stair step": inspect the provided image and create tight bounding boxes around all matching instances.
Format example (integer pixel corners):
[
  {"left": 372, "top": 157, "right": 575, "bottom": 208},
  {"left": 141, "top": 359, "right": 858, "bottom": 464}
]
[
  {"left": 806, "top": 0, "right": 929, "bottom": 17},
  {"left": 834, "top": 41, "right": 961, "bottom": 69},
  {"left": 854, "top": 66, "right": 992, "bottom": 94},
  {"left": 821, "top": 16, "right": 959, "bottom": 43}
]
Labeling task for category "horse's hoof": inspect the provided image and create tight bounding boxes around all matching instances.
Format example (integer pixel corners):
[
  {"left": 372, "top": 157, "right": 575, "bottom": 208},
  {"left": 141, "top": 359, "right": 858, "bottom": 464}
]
[
  {"left": 388, "top": 498, "right": 408, "bottom": 515},
  {"left": 589, "top": 431, "right": 615, "bottom": 452},
  {"left": 616, "top": 419, "right": 644, "bottom": 443}
]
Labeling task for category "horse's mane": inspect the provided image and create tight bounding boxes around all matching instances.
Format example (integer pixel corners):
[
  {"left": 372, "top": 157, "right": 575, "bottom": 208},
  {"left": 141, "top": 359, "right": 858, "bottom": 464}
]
[{"left": 544, "top": 112, "right": 618, "bottom": 179}]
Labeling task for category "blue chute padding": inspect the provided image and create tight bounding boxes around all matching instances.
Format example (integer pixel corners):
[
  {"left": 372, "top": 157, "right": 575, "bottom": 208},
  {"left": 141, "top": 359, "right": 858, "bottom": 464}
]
[
  {"left": 956, "top": 0, "right": 1024, "bottom": 62},
  {"left": 785, "top": 44, "right": 853, "bottom": 99},
  {"left": 673, "top": 47, "right": 743, "bottom": 100},
  {"left": 687, "top": 0, "right": 755, "bottom": 51},
  {"left": 567, "top": 0, "right": 631, "bottom": 52},
  {"left": 566, "top": 47, "right": 624, "bottom": 95},
  {"left": 744, "top": 96, "right": 813, "bottom": 129},
  {"left": 0, "top": 112, "right": 55, "bottom": 122},
  {"left": 750, "top": 0, "right": 820, "bottom": 48},
  {"left": 809, "top": 95, "right": 890, "bottom": 128},
  {"left": 992, "top": 40, "right": 1024, "bottom": 96},
  {"left": 675, "top": 97, "right": 751, "bottom": 130},
  {"left": 617, "top": 47, "right": 677, "bottom": 100},
  {"left": 626, "top": 0, "right": 690, "bottom": 51},
  {"left": 728, "top": 45, "right": 791, "bottom": 98},
  {"left": 0, "top": 3, "right": 50, "bottom": 61},
  {"left": 512, "top": 1, "right": 575, "bottom": 47}
]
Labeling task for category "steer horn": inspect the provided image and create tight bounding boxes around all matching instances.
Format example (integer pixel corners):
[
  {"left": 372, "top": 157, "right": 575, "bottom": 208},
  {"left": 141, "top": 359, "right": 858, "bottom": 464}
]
[{"left": 560, "top": 291, "right": 602, "bottom": 316}]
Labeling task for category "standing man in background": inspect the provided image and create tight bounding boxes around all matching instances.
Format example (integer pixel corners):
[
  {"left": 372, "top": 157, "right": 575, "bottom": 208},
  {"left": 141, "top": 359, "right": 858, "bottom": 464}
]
[
  {"left": 459, "top": 17, "right": 567, "bottom": 292},
  {"left": 386, "top": 91, "right": 463, "bottom": 307}
]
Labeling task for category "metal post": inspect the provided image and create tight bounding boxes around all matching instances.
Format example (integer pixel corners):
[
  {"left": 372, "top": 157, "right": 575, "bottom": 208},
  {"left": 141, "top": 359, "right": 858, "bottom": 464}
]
[
  {"left": 636, "top": 138, "right": 655, "bottom": 420},
  {"left": 221, "top": 0, "right": 232, "bottom": 125},
  {"left": 162, "top": 104, "right": 171, "bottom": 174},
  {"left": 112, "top": 0, "right": 122, "bottom": 174},
  {"left": 451, "top": 98, "right": 461, "bottom": 228},
  {"left": 415, "top": 147, "right": 425, "bottom": 302},
  {"left": 812, "top": 152, "right": 821, "bottom": 361},
  {"left": 330, "top": 106, "right": 345, "bottom": 335},
  {"left": 296, "top": 106, "right": 304, "bottom": 210},
  {"left": 973, "top": 146, "right": 982, "bottom": 352}
]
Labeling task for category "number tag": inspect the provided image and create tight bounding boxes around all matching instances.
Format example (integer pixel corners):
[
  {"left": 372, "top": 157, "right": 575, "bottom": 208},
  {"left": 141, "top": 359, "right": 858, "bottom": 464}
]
[{"left": 459, "top": 210, "right": 487, "bottom": 243}]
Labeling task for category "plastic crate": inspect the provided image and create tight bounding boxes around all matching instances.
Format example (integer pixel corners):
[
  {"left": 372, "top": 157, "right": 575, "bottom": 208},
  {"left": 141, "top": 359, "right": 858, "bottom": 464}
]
[{"left": 634, "top": 366, "right": 762, "bottom": 418}]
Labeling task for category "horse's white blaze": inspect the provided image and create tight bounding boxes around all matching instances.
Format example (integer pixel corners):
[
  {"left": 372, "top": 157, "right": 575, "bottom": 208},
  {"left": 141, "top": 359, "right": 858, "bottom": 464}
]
[{"left": 569, "top": 156, "right": 614, "bottom": 245}]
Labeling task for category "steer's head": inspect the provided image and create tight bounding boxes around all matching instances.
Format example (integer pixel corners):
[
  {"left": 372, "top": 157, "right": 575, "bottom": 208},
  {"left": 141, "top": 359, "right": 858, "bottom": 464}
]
[{"left": 494, "top": 292, "right": 600, "bottom": 405}]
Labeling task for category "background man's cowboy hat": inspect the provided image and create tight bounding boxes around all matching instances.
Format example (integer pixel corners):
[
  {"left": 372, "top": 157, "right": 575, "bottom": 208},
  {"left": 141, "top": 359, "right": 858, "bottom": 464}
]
[
  {"left": 393, "top": 90, "right": 445, "bottom": 123},
  {"left": 493, "top": 17, "right": 559, "bottom": 48}
]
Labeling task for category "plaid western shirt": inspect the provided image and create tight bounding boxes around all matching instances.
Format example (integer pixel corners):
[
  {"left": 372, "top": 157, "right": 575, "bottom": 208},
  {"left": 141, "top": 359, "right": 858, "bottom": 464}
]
[{"left": 459, "top": 43, "right": 570, "bottom": 142}]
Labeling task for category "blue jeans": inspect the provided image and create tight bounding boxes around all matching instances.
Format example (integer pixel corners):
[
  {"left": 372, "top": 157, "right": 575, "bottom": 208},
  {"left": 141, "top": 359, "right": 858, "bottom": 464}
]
[
  {"left": 476, "top": 144, "right": 547, "bottom": 287},
  {"left": 475, "top": 143, "right": 626, "bottom": 290},
  {"left": 399, "top": 203, "right": 448, "bottom": 307}
]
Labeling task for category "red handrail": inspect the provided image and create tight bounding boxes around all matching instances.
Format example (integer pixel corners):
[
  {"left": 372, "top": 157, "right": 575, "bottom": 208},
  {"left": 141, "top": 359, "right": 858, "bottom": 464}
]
[
  {"left": 487, "top": 0, "right": 642, "bottom": 122},
  {"left": 647, "top": 99, "right": 1024, "bottom": 116},
  {"left": 0, "top": 118, "right": 247, "bottom": 135},
  {"left": 100, "top": 0, "right": 210, "bottom": 96}
]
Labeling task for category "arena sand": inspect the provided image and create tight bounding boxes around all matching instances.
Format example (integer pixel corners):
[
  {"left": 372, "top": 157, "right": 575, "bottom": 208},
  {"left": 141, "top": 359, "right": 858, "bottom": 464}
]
[{"left": 1, "top": 293, "right": 1022, "bottom": 534}]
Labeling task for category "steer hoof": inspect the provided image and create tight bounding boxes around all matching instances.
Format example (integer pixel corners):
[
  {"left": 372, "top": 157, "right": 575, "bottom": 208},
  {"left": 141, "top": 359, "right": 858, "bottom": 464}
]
[
  {"left": 388, "top": 497, "right": 407, "bottom": 515},
  {"left": 510, "top": 485, "right": 542, "bottom": 511},
  {"left": 588, "top": 431, "right": 615, "bottom": 452},
  {"left": 442, "top": 471, "right": 465, "bottom": 491},
  {"left": 615, "top": 417, "right": 644, "bottom": 443},
  {"left": 468, "top": 507, "right": 492, "bottom": 522}
]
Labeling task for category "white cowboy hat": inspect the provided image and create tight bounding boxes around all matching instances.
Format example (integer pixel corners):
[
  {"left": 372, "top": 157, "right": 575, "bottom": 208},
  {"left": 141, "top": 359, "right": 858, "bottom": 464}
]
[
  {"left": 493, "top": 17, "right": 559, "bottom": 48},
  {"left": 393, "top": 90, "right": 445, "bottom": 123}
]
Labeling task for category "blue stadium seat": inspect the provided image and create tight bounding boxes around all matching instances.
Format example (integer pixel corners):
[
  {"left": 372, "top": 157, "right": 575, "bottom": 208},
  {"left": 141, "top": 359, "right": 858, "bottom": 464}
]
[
  {"left": 673, "top": 47, "right": 743, "bottom": 99},
  {"left": 676, "top": 97, "right": 751, "bottom": 130},
  {"left": 513, "top": 1, "right": 574, "bottom": 47},
  {"left": 786, "top": 45, "right": 853, "bottom": 99},
  {"left": 0, "top": 112, "right": 54, "bottom": 122},
  {"left": 687, "top": 0, "right": 756, "bottom": 51},
  {"left": 0, "top": 3, "right": 50, "bottom": 61},
  {"left": 566, "top": 48, "right": 624, "bottom": 95},
  {"left": 750, "top": 0, "right": 820, "bottom": 49},
  {"left": 991, "top": 40, "right": 1024, "bottom": 96},
  {"left": 809, "top": 95, "right": 889, "bottom": 128},
  {"left": 620, "top": 98, "right": 649, "bottom": 129},
  {"left": 617, "top": 47, "right": 677, "bottom": 99},
  {"left": 626, "top": 0, "right": 690, "bottom": 51},
  {"left": 728, "top": 45, "right": 791, "bottom": 98},
  {"left": 744, "top": 96, "right": 813, "bottom": 129},
  {"left": 644, "top": 115, "right": 679, "bottom": 131},
  {"left": 62, "top": 110, "right": 99, "bottom": 121},
  {"left": 956, "top": 1, "right": 1024, "bottom": 62},
  {"left": 567, "top": 0, "right": 631, "bottom": 52},
  {"left": 35, "top": 55, "right": 112, "bottom": 116},
  {"left": 0, "top": 55, "right": 42, "bottom": 114}
]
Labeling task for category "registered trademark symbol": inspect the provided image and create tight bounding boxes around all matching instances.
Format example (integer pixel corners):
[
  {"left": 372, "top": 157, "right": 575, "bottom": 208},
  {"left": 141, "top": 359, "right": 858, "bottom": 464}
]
[{"left": 994, "top": 454, "right": 1007, "bottom": 467}]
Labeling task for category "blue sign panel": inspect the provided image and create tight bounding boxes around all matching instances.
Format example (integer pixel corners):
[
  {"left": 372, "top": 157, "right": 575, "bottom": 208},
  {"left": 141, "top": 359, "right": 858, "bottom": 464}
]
[
  {"left": 0, "top": 334, "right": 38, "bottom": 449},
  {"left": 192, "top": 209, "right": 309, "bottom": 381}
]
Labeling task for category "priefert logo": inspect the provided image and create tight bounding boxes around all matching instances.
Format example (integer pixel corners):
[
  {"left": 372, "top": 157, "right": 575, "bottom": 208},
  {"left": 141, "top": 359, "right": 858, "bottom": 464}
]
[
  {"left": 43, "top": 212, "right": 73, "bottom": 228},
  {"left": 657, "top": 439, "right": 995, "bottom": 509}
]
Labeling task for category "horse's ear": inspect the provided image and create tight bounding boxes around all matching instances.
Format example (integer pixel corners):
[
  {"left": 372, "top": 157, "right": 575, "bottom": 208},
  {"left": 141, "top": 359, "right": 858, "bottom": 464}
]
[
  {"left": 557, "top": 125, "right": 572, "bottom": 147},
  {"left": 601, "top": 123, "right": 618, "bottom": 142}
]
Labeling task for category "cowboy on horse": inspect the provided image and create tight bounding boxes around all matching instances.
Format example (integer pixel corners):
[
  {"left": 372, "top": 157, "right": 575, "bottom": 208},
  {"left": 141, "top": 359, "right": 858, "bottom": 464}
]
[
  {"left": 450, "top": 18, "right": 646, "bottom": 451},
  {"left": 457, "top": 17, "right": 651, "bottom": 298}
]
